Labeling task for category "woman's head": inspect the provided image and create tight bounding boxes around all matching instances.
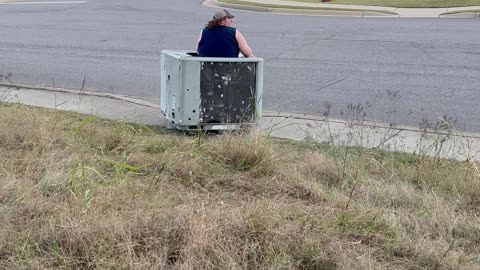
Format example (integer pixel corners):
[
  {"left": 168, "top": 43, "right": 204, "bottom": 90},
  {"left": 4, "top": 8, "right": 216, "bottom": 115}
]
[{"left": 206, "top": 9, "right": 235, "bottom": 29}]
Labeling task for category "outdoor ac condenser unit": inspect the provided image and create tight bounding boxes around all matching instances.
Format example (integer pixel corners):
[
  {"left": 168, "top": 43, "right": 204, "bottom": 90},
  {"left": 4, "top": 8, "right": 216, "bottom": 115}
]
[{"left": 160, "top": 50, "right": 263, "bottom": 131}]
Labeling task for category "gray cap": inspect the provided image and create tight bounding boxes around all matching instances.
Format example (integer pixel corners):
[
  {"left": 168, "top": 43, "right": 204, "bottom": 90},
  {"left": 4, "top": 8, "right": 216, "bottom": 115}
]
[{"left": 213, "top": 9, "right": 235, "bottom": 20}]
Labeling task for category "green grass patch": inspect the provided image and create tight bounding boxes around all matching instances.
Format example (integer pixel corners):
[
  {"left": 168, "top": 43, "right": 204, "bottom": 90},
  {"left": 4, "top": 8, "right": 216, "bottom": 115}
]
[{"left": 0, "top": 102, "right": 479, "bottom": 269}]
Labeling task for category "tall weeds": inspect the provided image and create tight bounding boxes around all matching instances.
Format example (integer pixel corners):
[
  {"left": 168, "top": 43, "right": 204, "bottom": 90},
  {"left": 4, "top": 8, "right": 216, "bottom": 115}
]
[{"left": 0, "top": 103, "right": 479, "bottom": 269}]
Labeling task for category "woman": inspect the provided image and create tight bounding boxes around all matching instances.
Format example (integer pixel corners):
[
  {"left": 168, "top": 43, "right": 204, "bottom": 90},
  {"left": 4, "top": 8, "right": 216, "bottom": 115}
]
[{"left": 197, "top": 9, "right": 253, "bottom": 58}]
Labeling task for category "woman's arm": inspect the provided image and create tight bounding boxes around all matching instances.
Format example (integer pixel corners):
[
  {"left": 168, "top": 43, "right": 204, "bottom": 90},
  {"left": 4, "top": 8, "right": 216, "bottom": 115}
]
[
  {"left": 196, "top": 30, "right": 203, "bottom": 52},
  {"left": 236, "top": 30, "right": 253, "bottom": 57}
]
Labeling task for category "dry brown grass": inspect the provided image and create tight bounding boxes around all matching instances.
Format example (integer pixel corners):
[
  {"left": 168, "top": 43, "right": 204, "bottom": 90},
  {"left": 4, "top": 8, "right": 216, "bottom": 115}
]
[{"left": 0, "top": 103, "right": 479, "bottom": 269}]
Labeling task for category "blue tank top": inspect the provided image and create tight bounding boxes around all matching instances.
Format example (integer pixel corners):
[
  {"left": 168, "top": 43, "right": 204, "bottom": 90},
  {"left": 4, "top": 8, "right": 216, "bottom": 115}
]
[{"left": 198, "top": 26, "right": 239, "bottom": 58}]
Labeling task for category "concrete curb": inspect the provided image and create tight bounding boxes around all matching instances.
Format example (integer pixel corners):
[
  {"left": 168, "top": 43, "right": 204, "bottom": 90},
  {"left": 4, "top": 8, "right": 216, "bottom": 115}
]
[
  {"left": 441, "top": 6, "right": 480, "bottom": 17},
  {"left": 203, "top": 0, "right": 398, "bottom": 17},
  {"left": 205, "top": 0, "right": 480, "bottom": 18},
  {"left": 440, "top": 11, "right": 480, "bottom": 17},
  {"left": 2, "top": 82, "right": 479, "bottom": 141},
  {"left": 205, "top": 0, "right": 271, "bottom": 12},
  {"left": 1, "top": 85, "right": 480, "bottom": 161},
  {"left": 263, "top": 111, "right": 480, "bottom": 140},
  {"left": 0, "top": 82, "right": 160, "bottom": 109}
]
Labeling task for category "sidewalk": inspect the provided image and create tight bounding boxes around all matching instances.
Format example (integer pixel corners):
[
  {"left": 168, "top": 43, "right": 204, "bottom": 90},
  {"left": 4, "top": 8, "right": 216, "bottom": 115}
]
[
  {"left": 204, "top": 0, "right": 480, "bottom": 17},
  {"left": 1, "top": 85, "right": 479, "bottom": 161}
]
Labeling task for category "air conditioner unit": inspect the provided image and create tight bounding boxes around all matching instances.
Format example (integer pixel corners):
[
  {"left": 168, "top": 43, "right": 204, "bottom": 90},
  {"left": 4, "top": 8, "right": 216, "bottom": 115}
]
[{"left": 160, "top": 50, "right": 263, "bottom": 131}]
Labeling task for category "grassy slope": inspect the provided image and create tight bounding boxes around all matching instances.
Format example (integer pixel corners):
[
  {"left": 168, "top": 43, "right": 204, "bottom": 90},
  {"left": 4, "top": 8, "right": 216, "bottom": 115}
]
[
  {"left": 222, "top": 0, "right": 480, "bottom": 8},
  {"left": 0, "top": 103, "right": 479, "bottom": 269}
]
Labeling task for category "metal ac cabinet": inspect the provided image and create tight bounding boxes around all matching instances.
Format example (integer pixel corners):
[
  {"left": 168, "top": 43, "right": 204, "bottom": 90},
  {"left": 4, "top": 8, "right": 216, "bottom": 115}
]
[{"left": 160, "top": 50, "right": 263, "bottom": 131}]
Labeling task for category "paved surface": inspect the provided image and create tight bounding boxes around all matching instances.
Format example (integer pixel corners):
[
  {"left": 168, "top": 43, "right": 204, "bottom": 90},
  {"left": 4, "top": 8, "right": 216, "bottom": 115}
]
[
  {"left": 1, "top": 86, "right": 479, "bottom": 161},
  {"left": 1, "top": 0, "right": 480, "bottom": 133}
]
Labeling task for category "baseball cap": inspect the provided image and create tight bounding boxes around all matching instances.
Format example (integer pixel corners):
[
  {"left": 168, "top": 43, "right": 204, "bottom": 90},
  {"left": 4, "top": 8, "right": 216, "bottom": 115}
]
[{"left": 213, "top": 9, "right": 235, "bottom": 20}]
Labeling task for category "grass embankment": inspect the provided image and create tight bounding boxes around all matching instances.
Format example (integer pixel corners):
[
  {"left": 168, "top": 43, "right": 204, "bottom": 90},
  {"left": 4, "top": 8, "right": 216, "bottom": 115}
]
[
  {"left": 0, "top": 103, "right": 479, "bottom": 269},
  {"left": 220, "top": 0, "right": 480, "bottom": 8}
]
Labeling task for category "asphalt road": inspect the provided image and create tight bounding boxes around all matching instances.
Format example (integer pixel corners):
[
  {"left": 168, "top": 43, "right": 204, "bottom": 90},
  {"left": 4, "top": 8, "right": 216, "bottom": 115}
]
[{"left": 1, "top": 0, "right": 480, "bottom": 132}]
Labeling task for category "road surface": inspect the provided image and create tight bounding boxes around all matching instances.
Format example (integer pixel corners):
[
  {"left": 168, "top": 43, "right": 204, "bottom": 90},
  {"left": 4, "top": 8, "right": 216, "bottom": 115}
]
[{"left": 1, "top": 0, "right": 480, "bottom": 131}]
